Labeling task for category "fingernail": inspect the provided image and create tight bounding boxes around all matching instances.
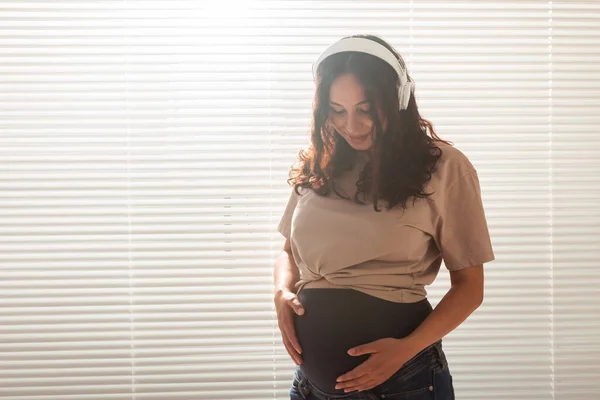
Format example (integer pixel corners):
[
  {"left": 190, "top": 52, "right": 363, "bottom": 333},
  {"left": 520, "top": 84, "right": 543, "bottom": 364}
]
[{"left": 297, "top": 308, "right": 304, "bottom": 315}]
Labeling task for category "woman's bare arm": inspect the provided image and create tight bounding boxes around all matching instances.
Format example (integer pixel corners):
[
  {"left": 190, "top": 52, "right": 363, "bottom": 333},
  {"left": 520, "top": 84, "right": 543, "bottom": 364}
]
[
  {"left": 405, "top": 263, "right": 484, "bottom": 350},
  {"left": 273, "top": 239, "right": 301, "bottom": 295}
]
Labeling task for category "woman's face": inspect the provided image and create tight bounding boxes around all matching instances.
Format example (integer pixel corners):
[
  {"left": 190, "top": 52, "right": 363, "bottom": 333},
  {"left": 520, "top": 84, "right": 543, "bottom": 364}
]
[{"left": 327, "top": 73, "right": 387, "bottom": 151}]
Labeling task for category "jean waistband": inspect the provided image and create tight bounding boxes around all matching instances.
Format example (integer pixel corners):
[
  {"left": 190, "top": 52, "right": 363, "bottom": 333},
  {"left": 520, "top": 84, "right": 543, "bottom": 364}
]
[{"left": 293, "top": 339, "right": 446, "bottom": 400}]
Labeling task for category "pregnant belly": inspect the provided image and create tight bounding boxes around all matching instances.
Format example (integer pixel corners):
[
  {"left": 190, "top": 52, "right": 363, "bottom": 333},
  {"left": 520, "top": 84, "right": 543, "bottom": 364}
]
[{"left": 294, "top": 288, "right": 432, "bottom": 395}]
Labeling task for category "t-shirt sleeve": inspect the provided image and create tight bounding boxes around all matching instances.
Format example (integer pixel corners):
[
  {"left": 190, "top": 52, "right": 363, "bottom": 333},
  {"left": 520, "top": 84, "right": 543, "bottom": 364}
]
[
  {"left": 277, "top": 187, "right": 300, "bottom": 239},
  {"left": 434, "top": 170, "right": 495, "bottom": 271}
]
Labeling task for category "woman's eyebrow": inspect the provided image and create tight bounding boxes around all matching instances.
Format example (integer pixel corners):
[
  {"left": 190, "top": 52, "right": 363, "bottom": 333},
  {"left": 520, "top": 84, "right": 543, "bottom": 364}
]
[{"left": 329, "top": 100, "right": 370, "bottom": 107}]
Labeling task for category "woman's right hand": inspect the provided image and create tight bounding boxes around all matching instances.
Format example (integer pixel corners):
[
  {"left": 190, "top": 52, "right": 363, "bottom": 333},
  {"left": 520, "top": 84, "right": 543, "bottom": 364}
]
[{"left": 274, "top": 289, "right": 304, "bottom": 365}]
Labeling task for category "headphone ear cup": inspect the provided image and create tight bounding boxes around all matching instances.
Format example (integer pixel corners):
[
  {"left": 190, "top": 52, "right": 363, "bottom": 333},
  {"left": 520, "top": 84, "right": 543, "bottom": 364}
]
[
  {"left": 406, "top": 83, "right": 414, "bottom": 109},
  {"left": 398, "top": 83, "right": 412, "bottom": 110}
]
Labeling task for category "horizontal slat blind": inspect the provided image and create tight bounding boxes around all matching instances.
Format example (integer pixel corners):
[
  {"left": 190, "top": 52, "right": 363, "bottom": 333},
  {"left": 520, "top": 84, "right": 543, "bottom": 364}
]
[
  {"left": 0, "top": 1, "right": 598, "bottom": 400},
  {"left": 553, "top": 2, "right": 600, "bottom": 399}
]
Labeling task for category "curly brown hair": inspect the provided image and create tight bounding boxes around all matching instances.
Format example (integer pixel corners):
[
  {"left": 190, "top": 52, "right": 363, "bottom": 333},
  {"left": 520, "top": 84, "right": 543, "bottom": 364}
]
[{"left": 288, "top": 34, "right": 451, "bottom": 212}]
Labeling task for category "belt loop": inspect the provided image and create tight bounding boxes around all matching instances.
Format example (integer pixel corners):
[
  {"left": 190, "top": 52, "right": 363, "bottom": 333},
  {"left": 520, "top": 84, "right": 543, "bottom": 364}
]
[
  {"left": 433, "top": 340, "right": 446, "bottom": 369},
  {"left": 366, "top": 391, "right": 381, "bottom": 400},
  {"left": 298, "top": 376, "right": 312, "bottom": 399}
]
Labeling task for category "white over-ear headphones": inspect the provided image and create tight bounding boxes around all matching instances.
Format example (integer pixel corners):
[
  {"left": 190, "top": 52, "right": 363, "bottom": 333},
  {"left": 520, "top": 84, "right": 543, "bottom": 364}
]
[{"left": 312, "top": 37, "right": 414, "bottom": 111}]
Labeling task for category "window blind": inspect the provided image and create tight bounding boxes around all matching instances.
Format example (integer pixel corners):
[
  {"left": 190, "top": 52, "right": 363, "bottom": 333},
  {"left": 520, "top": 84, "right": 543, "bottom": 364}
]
[{"left": 1, "top": 1, "right": 598, "bottom": 399}]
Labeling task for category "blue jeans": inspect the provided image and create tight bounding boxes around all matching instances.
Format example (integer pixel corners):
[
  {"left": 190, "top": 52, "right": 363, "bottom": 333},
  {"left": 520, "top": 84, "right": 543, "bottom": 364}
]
[{"left": 289, "top": 340, "right": 455, "bottom": 400}]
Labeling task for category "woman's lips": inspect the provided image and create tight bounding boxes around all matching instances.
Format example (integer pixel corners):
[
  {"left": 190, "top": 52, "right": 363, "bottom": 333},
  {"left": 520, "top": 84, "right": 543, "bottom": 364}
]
[{"left": 348, "top": 133, "right": 370, "bottom": 142}]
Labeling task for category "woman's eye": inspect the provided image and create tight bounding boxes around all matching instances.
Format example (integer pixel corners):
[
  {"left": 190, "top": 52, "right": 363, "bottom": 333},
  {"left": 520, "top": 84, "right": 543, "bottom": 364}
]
[
  {"left": 359, "top": 109, "right": 370, "bottom": 114},
  {"left": 331, "top": 109, "right": 345, "bottom": 114}
]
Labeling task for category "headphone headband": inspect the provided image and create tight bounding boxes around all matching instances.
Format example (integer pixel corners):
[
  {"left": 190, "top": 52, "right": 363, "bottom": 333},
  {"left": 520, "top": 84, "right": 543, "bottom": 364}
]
[{"left": 312, "top": 37, "right": 414, "bottom": 111}]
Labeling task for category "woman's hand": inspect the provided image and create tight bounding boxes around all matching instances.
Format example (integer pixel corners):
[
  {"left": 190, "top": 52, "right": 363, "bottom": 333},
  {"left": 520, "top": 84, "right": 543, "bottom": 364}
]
[
  {"left": 335, "top": 337, "right": 421, "bottom": 393},
  {"left": 274, "top": 289, "right": 305, "bottom": 365}
]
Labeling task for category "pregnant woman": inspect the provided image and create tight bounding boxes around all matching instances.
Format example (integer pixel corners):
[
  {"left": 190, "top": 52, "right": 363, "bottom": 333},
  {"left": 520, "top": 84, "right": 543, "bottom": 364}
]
[{"left": 273, "top": 34, "right": 495, "bottom": 400}]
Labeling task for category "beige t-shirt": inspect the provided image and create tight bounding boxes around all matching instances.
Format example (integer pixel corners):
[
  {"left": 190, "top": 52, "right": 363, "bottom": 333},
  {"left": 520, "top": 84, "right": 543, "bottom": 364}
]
[{"left": 277, "top": 141, "right": 495, "bottom": 303}]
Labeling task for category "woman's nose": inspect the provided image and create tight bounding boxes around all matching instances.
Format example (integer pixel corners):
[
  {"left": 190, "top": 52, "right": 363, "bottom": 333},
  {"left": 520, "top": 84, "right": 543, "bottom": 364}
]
[{"left": 345, "top": 115, "right": 362, "bottom": 134}]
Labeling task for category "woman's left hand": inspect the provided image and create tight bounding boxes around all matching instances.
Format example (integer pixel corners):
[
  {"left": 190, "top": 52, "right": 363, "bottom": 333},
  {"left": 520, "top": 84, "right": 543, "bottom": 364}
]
[{"left": 335, "top": 337, "right": 422, "bottom": 393}]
